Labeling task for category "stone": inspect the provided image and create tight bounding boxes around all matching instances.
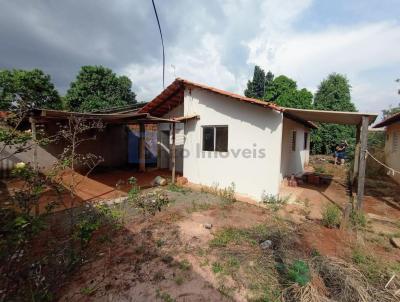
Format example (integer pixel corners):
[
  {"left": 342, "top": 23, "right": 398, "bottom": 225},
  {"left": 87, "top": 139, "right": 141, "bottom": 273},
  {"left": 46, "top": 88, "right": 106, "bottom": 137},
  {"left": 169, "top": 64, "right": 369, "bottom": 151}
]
[
  {"left": 151, "top": 176, "right": 167, "bottom": 186},
  {"left": 203, "top": 223, "right": 213, "bottom": 229},
  {"left": 390, "top": 237, "right": 400, "bottom": 249},
  {"left": 176, "top": 176, "right": 188, "bottom": 186},
  {"left": 260, "top": 240, "right": 273, "bottom": 249}
]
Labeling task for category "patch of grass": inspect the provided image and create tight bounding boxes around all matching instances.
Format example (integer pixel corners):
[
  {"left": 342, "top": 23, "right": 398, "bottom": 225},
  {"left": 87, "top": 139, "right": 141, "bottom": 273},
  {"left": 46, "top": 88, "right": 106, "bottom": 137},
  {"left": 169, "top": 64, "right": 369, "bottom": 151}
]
[
  {"left": 186, "top": 201, "right": 212, "bottom": 213},
  {"left": 351, "top": 248, "right": 381, "bottom": 283},
  {"left": 168, "top": 183, "right": 189, "bottom": 194},
  {"left": 210, "top": 225, "right": 271, "bottom": 248},
  {"left": 210, "top": 227, "right": 255, "bottom": 247},
  {"left": 287, "top": 260, "right": 310, "bottom": 286},
  {"left": 322, "top": 204, "right": 342, "bottom": 228},
  {"left": 314, "top": 165, "right": 326, "bottom": 174}
]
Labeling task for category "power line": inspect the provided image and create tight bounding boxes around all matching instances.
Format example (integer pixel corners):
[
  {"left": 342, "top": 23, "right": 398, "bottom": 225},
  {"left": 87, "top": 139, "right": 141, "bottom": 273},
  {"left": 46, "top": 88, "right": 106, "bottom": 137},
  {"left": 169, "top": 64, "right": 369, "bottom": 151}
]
[{"left": 151, "top": 0, "right": 165, "bottom": 89}]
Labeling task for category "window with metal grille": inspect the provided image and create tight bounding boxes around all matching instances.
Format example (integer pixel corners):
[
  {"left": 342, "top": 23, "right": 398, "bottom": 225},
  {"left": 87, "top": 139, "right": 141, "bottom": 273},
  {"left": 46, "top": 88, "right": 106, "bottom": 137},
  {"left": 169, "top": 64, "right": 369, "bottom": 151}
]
[
  {"left": 393, "top": 131, "right": 399, "bottom": 152},
  {"left": 291, "top": 130, "right": 297, "bottom": 151},
  {"left": 202, "top": 126, "right": 228, "bottom": 152}
]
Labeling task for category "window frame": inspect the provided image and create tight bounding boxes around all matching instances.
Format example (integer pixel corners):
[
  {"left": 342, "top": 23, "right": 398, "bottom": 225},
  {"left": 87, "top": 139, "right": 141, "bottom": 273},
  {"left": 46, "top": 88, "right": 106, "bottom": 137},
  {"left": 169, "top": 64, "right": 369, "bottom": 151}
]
[
  {"left": 393, "top": 131, "right": 399, "bottom": 152},
  {"left": 202, "top": 125, "right": 228, "bottom": 152}
]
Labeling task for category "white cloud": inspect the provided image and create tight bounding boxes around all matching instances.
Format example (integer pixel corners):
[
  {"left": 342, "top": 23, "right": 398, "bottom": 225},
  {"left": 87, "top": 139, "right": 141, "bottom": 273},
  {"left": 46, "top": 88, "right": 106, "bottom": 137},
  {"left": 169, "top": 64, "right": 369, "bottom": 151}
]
[{"left": 125, "top": 0, "right": 400, "bottom": 115}]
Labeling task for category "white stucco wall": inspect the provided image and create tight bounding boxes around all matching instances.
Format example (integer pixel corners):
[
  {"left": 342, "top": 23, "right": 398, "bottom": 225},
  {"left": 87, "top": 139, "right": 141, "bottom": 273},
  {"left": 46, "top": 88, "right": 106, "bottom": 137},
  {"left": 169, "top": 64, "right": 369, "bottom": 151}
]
[
  {"left": 280, "top": 117, "right": 310, "bottom": 179},
  {"left": 182, "top": 88, "right": 283, "bottom": 200},
  {"left": 385, "top": 122, "right": 400, "bottom": 184}
]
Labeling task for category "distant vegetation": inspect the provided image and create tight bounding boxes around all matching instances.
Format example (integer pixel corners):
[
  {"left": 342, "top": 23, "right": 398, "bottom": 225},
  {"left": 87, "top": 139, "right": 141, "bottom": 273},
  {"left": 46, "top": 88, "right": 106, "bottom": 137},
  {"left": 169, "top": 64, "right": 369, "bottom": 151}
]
[
  {"left": 0, "top": 65, "right": 137, "bottom": 113},
  {"left": 245, "top": 66, "right": 357, "bottom": 156}
]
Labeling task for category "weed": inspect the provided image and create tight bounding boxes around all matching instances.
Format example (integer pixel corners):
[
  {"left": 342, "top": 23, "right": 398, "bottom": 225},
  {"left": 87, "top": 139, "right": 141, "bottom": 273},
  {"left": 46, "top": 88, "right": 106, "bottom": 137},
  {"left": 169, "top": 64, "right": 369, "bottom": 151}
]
[
  {"left": 350, "top": 210, "right": 367, "bottom": 228},
  {"left": 174, "top": 275, "right": 184, "bottom": 285},
  {"left": 261, "top": 193, "right": 289, "bottom": 211},
  {"left": 156, "top": 289, "right": 176, "bottom": 302},
  {"left": 212, "top": 262, "right": 224, "bottom": 274},
  {"left": 217, "top": 284, "right": 234, "bottom": 298},
  {"left": 321, "top": 204, "right": 342, "bottom": 228},
  {"left": 80, "top": 286, "right": 96, "bottom": 296},
  {"left": 178, "top": 259, "right": 191, "bottom": 271},
  {"left": 74, "top": 216, "right": 100, "bottom": 245},
  {"left": 156, "top": 239, "right": 165, "bottom": 247},
  {"left": 219, "top": 182, "right": 236, "bottom": 203}
]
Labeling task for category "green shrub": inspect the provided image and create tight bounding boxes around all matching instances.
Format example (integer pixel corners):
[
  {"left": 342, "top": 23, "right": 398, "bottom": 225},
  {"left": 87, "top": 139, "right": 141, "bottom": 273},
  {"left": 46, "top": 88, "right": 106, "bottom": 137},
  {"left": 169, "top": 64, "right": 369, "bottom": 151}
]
[
  {"left": 212, "top": 262, "right": 223, "bottom": 274},
  {"left": 322, "top": 204, "right": 342, "bottom": 228},
  {"left": 287, "top": 260, "right": 310, "bottom": 286}
]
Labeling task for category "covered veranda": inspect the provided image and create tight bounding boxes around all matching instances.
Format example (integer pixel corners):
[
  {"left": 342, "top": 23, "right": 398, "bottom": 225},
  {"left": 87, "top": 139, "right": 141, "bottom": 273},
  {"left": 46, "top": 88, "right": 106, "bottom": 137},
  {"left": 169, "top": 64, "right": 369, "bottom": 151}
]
[
  {"left": 27, "top": 109, "right": 183, "bottom": 207},
  {"left": 280, "top": 107, "right": 378, "bottom": 211}
]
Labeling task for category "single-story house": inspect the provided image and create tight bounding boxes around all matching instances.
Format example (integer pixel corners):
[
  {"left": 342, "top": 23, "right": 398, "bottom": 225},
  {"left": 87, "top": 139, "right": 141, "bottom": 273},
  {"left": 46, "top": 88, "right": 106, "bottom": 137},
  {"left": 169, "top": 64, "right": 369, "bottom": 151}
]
[
  {"left": 373, "top": 111, "right": 400, "bottom": 183},
  {"left": 139, "top": 78, "right": 377, "bottom": 201}
]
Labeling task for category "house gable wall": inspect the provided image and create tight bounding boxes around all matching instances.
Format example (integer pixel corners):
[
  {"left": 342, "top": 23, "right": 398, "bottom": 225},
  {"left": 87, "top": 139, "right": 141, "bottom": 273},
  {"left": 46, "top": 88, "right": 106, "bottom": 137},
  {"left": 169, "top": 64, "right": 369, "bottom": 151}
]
[
  {"left": 280, "top": 117, "right": 310, "bottom": 179},
  {"left": 182, "top": 87, "right": 283, "bottom": 200},
  {"left": 385, "top": 122, "right": 400, "bottom": 183}
]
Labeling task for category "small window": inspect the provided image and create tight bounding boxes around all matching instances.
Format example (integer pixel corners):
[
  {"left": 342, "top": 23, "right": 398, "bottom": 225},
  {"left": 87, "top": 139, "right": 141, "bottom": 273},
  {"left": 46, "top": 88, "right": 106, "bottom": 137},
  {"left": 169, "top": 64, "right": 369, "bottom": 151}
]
[
  {"left": 202, "top": 126, "right": 228, "bottom": 152},
  {"left": 291, "top": 130, "right": 297, "bottom": 151},
  {"left": 304, "top": 132, "right": 308, "bottom": 149},
  {"left": 393, "top": 131, "right": 399, "bottom": 152}
]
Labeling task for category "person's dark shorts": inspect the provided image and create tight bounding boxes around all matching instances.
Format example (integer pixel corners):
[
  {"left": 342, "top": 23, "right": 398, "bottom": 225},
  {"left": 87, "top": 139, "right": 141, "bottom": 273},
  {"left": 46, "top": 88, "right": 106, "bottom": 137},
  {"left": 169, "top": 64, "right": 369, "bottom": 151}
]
[{"left": 335, "top": 151, "right": 345, "bottom": 159}]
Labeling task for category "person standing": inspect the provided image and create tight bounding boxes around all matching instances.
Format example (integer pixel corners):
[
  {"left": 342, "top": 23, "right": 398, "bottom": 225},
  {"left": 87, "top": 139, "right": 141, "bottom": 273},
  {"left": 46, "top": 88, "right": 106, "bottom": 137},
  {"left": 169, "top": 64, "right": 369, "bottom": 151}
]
[{"left": 334, "top": 140, "right": 348, "bottom": 166}]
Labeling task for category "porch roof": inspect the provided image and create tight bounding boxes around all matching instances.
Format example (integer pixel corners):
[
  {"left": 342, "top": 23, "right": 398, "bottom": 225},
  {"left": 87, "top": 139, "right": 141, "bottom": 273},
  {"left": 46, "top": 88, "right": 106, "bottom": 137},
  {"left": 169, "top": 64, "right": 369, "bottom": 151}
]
[
  {"left": 281, "top": 108, "right": 378, "bottom": 126},
  {"left": 30, "top": 109, "right": 178, "bottom": 124},
  {"left": 373, "top": 111, "right": 400, "bottom": 128}
]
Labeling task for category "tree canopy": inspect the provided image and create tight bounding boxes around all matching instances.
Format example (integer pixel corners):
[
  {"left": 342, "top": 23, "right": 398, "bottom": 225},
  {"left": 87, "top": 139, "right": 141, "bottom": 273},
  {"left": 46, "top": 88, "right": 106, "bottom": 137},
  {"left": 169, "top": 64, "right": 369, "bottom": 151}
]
[
  {"left": 244, "top": 66, "right": 273, "bottom": 99},
  {"left": 264, "top": 75, "right": 313, "bottom": 109},
  {"left": 0, "top": 69, "right": 61, "bottom": 110},
  {"left": 311, "top": 73, "right": 357, "bottom": 155},
  {"left": 65, "top": 66, "right": 137, "bottom": 112}
]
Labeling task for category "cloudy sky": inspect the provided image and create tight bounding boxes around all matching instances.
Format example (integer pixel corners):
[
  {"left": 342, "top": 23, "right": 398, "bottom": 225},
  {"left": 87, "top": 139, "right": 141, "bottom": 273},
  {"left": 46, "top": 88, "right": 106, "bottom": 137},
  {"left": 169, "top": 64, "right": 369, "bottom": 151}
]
[{"left": 0, "top": 0, "right": 399, "bottom": 114}]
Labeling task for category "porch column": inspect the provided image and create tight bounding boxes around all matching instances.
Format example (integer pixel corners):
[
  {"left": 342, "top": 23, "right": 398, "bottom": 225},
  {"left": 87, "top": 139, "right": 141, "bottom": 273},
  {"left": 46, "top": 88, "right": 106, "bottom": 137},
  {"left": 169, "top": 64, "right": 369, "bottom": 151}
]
[
  {"left": 352, "top": 125, "right": 361, "bottom": 185},
  {"left": 29, "top": 117, "right": 39, "bottom": 216},
  {"left": 171, "top": 122, "right": 176, "bottom": 183},
  {"left": 139, "top": 123, "right": 145, "bottom": 172},
  {"left": 356, "top": 116, "right": 369, "bottom": 210}
]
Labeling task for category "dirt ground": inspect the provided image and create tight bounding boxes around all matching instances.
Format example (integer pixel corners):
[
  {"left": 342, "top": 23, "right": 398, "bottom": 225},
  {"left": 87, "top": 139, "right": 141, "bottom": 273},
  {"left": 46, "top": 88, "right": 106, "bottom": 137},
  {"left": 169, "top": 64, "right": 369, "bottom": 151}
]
[
  {"left": 56, "top": 184, "right": 400, "bottom": 301},
  {"left": 2, "top": 157, "right": 400, "bottom": 301}
]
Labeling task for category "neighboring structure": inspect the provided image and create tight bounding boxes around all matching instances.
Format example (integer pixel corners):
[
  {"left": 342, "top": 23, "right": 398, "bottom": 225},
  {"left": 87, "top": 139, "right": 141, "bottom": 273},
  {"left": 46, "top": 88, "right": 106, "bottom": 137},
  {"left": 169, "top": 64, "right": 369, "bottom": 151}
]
[{"left": 373, "top": 112, "right": 400, "bottom": 183}]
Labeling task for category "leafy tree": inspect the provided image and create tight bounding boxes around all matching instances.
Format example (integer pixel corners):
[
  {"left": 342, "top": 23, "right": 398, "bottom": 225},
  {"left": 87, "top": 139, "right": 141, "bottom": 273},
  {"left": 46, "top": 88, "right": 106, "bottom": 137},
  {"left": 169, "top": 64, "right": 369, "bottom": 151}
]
[
  {"left": 245, "top": 66, "right": 273, "bottom": 99},
  {"left": 65, "top": 66, "right": 136, "bottom": 112},
  {"left": 311, "top": 73, "right": 357, "bottom": 155},
  {"left": 264, "top": 75, "right": 313, "bottom": 109},
  {"left": 0, "top": 69, "right": 61, "bottom": 110}
]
